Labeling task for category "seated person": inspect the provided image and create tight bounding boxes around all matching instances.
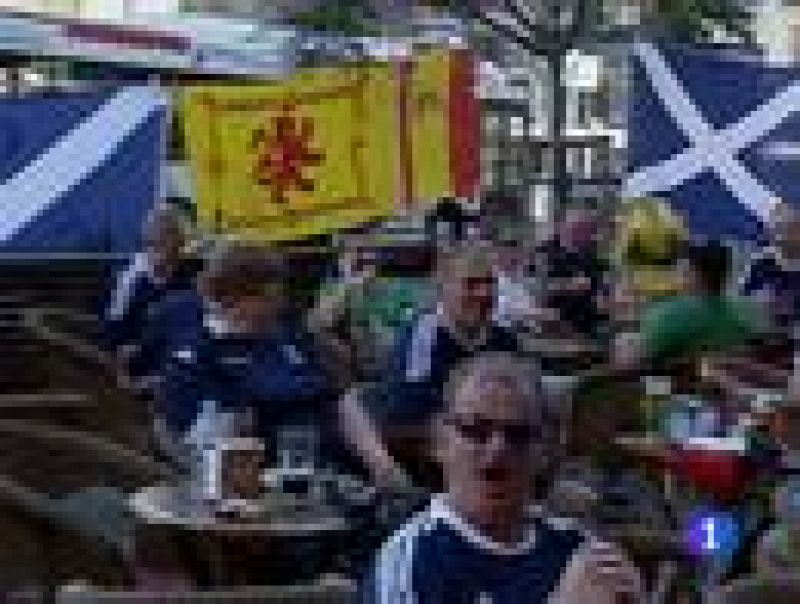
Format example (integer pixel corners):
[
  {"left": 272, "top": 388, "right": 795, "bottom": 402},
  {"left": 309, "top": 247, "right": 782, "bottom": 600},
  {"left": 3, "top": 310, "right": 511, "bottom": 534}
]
[
  {"left": 614, "top": 240, "right": 766, "bottom": 380},
  {"left": 359, "top": 352, "right": 643, "bottom": 603},
  {"left": 491, "top": 229, "right": 550, "bottom": 332},
  {"left": 740, "top": 203, "right": 800, "bottom": 329},
  {"left": 537, "top": 206, "right": 610, "bottom": 342},
  {"left": 339, "top": 245, "right": 524, "bottom": 488},
  {"left": 135, "top": 244, "right": 334, "bottom": 461},
  {"left": 545, "top": 374, "right": 672, "bottom": 561},
  {"left": 308, "top": 237, "right": 433, "bottom": 384},
  {"left": 101, "top": 203, "right": 198, "bottom": 357},
  {"left": 755, "top": 478, "right": 800, "bottom": 575},
  {"left": 776, "top": 369, "right": 800, "bottom": 473}
]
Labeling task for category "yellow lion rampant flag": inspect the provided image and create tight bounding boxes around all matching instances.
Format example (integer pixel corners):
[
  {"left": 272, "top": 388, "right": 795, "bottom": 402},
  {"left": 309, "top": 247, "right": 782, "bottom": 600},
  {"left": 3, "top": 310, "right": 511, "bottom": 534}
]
[{"left": 181, "top": 63, "right": 398, "bottom": 242}]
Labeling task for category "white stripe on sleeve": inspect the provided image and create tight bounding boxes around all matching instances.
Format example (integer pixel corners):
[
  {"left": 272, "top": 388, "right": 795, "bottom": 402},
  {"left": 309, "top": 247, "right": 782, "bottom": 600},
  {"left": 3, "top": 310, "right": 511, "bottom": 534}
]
[
  {"left": 375, "top": 507, "right": 438, "bottom": 604},
  {"left": 404, "top": 313, "right": 442, "bottom": 382},
  {"left": 106, "top": 252, "right": 151, "bottom": 321}
]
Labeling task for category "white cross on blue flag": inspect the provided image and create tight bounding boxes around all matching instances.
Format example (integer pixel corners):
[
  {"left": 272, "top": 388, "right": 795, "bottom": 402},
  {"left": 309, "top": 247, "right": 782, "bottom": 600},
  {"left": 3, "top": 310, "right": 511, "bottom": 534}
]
[
  {"left": 0, "top": 86, "right": 167, "bottom": 254},
  {"left": 625, "top": 42, "right": 800, "bottom": 242}
]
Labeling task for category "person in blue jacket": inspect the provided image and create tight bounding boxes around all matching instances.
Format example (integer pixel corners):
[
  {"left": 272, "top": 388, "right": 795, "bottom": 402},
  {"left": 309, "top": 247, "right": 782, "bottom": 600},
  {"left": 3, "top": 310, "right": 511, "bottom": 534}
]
[
  {"left": 136, "top": 243, "right": 335, "bottom": 461},
  {"left": 101, "top": 204, "right": 198, "bottom": 358}
]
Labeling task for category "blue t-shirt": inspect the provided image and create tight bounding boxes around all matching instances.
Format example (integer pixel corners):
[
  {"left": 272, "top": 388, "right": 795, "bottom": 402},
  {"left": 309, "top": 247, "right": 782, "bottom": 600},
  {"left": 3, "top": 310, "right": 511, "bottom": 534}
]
[
  {"left": 360, "top": 495, "right": 585, "bottom": 604},
  {"left": 366, "top": 312, "right": 522, "bottom": 428}
]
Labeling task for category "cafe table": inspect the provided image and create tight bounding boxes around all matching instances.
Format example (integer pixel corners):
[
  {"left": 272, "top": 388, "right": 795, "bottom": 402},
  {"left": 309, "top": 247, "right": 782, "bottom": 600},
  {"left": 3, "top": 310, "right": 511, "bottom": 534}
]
[
  {"left": 128, "top": 478, "right": 352, "bottom": 587},
  {"left": 615, "top": 433, "right": 765, "bottom": 503}
]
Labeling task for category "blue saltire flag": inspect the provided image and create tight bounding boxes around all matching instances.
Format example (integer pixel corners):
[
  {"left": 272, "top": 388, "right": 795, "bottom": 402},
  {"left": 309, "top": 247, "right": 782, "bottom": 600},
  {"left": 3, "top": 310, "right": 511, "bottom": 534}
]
[
  {"left": 625, "top": 41, "right": 800, "bottom": 242},
  {"left": 0, "top": 86, "right": 167, "bottom": 254}
]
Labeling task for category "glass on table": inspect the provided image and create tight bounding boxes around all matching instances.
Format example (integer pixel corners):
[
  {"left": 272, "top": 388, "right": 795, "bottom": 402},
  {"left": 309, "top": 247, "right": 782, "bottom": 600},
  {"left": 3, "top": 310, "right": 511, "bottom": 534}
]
[
  {"left": 219, "top": 439, "right": 267, "bottom": 502},
  {"left": 276, "top": 424, "right": 320, "bottom": 471}
]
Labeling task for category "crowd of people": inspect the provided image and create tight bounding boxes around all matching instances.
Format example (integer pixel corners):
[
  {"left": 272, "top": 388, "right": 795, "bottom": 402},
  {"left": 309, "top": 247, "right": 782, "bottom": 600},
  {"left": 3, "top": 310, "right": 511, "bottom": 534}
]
[{"left": 93, "top": 196, "right": 800, "bottom": 601}]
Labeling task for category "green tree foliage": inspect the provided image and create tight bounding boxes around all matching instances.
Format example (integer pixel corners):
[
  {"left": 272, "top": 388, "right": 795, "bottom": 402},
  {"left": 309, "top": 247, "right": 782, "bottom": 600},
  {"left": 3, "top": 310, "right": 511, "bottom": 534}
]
[
  {"left": 292, "top": 0, "right": 378, "bottom": 36},
  {"left": 419, "top": 0, "right": 751, "bottom": 42},
  {"left": 647, "top": 0, "right": 751, "bottom": 41}
]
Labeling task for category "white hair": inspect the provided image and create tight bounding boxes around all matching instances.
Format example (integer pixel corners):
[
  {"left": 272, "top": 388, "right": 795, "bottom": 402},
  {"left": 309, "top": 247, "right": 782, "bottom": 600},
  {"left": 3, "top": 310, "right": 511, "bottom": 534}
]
[{"left": 442, "top": 352, "right": 553, "bottom": 426}]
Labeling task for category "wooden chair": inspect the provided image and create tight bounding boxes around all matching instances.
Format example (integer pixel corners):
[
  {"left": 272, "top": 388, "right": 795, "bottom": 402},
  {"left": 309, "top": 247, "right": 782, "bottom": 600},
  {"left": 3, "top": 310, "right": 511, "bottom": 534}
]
[
  {"left": 0, "top": 472, "right": 131, "bottom": 594},
  {"left": 0, "top": 418, "right": 184, "bottom": 593},
  {"left": 0, "top": 418, "right": 173, "bottom": 496}
]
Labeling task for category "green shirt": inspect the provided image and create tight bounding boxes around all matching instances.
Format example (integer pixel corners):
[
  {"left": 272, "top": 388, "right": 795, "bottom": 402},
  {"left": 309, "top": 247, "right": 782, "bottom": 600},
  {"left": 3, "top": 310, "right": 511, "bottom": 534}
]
[
  {"left": 318, "top": 276, "right": 433, "bottom": 349},
  {"left": 640, "top": 294, "right": 764, "bottom": 365},
  {"left": 351, "top": 276, "right": 433, "bottom": 345}
]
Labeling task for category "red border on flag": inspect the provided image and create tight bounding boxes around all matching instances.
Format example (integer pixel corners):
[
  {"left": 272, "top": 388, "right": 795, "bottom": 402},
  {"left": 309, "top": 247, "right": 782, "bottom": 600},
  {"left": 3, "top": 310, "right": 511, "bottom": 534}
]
[
  {"left": 448, "top": 49, "right": 480, "bottom": 198},
  {"left": 395, "top": 58, "right": 414, "bottom": 210}
]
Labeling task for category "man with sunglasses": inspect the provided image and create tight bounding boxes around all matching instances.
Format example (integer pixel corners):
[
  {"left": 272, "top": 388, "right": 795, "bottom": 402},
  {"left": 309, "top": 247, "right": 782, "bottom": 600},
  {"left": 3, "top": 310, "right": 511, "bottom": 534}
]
[
  {"left": 360, "top": 352, "right": 643, "bottom": 604},
  {"left": 339, "top": 245, "right": 522, "bottom": 490}
]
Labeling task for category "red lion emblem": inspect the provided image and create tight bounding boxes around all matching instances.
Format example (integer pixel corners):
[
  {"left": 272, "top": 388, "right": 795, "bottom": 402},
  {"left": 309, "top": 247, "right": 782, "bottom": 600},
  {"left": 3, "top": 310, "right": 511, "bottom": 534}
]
[{"left": 250, "top": 104, "right": 324, "bottom": 205}]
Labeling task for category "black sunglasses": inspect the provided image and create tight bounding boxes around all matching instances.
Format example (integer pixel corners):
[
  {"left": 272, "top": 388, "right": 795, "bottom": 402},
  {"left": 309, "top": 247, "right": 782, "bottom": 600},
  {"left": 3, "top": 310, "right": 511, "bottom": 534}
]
[{"left": 445, "top": 416, "right": 544, "bottom": 448}]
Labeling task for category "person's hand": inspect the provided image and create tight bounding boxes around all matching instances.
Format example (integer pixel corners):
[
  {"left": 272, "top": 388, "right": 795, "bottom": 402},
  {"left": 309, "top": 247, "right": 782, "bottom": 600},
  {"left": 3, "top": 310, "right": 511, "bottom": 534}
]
[
  {"left": 373, "top": 458, "right": 415, "bottom": 493},
  {"left": 611, "top": 332, "right": 641, "bottom": 372},
  {"left": 581, "top": 541, "right": 642, "bottom": 601},
  {"left": 554, "top": 540, "right": 643, "bottom": 604},
  {"left": 548, "top": 275, "right": 592, "bottom": 295},
  {"left": 340, "top": 250, "right": 378, "bottom": 284},
  {"left": 608, "top": 280, "right": 638, "bottom": 324}
]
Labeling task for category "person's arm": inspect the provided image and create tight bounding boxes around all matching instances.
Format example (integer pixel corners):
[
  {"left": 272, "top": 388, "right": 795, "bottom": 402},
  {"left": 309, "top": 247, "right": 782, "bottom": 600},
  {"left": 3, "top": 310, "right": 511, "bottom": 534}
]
[
  {"left": 101, "top": 254, "right": 152, "bottom": 351},
  {"left": 610, "top": 330, "right": 645, "bottom": 374},
  {"left": 740, "top": 255, "right": 774, "bottom": 297},
  {"left": 619, "top": 298, "right": 682, "bottom": 374},
  {"left": 496, "top": 277, "right": 559, "bottom": 329},
  {"left": 753, "top": 529, "right": 787, "bottom": 577},
  {"left": 336, "top": 319, "right": 435, "bottom": 488},
  {"left": 307, "top": 279, "right": 355, "bottom": 334},
  {"left": 546, "top": 274, "right": 594, "bottom": 296},
  {"left": 122, "top": 299, "right": 171, "bottom": 388},
  {"left": 248, "top": 332, "right": 336, "bottom": 410},
  {"left": 553, "top": 538, "right": 644, "bottom": 604},
  {"left": 338, "top": 386, "right": 412, "bottom": 489},
  {"left": 306, "top": 257, "right": 377, "bottom": 334}
]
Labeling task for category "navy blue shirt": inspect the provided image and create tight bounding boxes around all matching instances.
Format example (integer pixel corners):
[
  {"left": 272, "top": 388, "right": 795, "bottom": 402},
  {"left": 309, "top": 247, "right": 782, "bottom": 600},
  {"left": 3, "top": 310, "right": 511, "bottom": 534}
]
[
  {"left": 137, "top": 291, "right": 334, "bottom": 438},
  {"left": 360, "top": 496, "right": 586, "bottom": 604},
  {"left": 741, "top": 249, "right": 800, "bottom": 324},
  {"left": 537, "top": 240, "right": 608, "bottom": 339},
  {"left": 126, "top": 289, "right": 206, "bottom": 381},
  {"left": 365, "top": 311, "right": 522, "bottom": 428},
  {"left": 101, "top": 252, "right": 197, "bottom": 353}
]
